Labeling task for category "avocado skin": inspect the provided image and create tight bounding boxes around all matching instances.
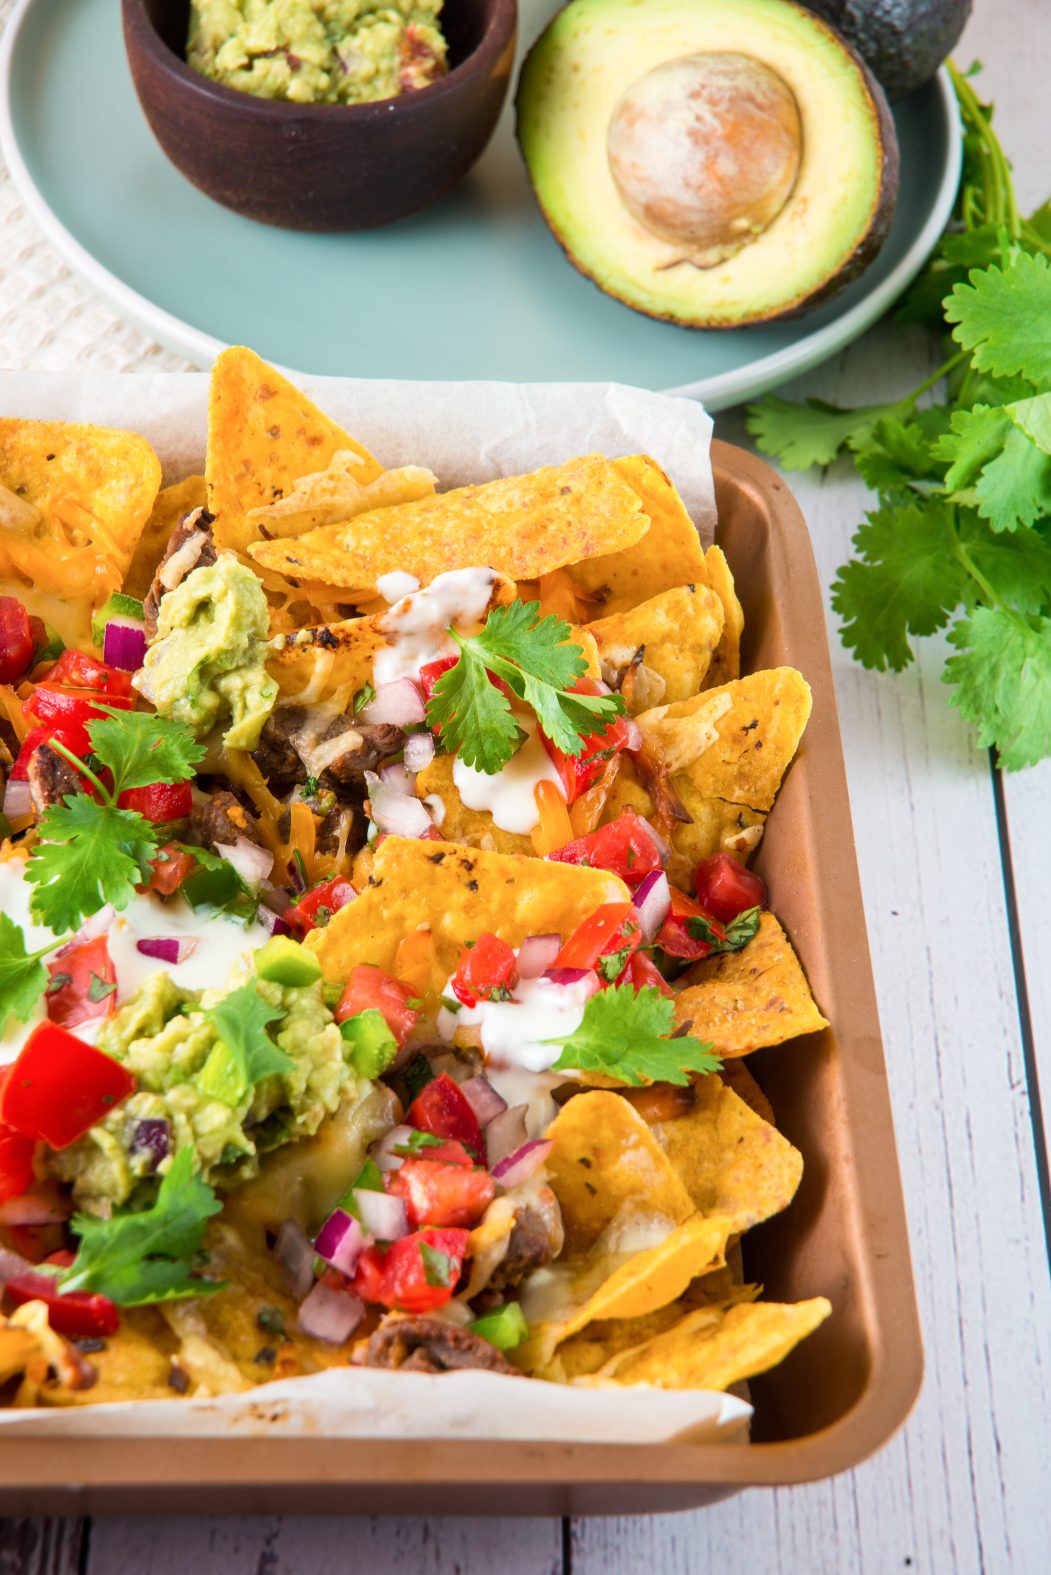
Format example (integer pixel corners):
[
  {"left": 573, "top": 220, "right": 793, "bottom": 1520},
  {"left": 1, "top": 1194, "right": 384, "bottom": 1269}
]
[{"left": 802, "top": 0, "right": 971, "bottom": 101}]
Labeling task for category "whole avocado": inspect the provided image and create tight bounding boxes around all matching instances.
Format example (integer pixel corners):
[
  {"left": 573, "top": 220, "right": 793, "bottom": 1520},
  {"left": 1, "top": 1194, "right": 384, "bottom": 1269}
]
[{"left": 802, "top": 0, "right": 971, "bottom": 101}]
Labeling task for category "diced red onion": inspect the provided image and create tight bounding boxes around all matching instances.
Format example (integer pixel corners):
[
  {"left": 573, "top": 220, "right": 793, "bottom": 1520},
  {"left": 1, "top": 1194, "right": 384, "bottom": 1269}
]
[
  {"left": 543, "top": 967, "right": 601, "bottom": 1000},
  {"left": 297, "top": 1279, "right": 364, "bottom": 1345},
  {"left": 353, "top": 1187, "right": 409, "bottom": 1242},
  {"left": 491, "top": 1139, "right": 553, "bottom": 1189},
  {"left": 256, "top": 906, "right": 293, "bottom": 938},
  {"left": 368, "top": 1125, "right": 417, "bottom": 1172},
  {"left": 517, "top": 933, "right": 562, "bottom": 980},
  {"left": 215, "top": 836, "right": 274, "bottom": 890},
  {"left": 638, "top": 816, "right": 671, "bottom": 864},
  {"left": 129, "top": 1117, "right": 171, "bottom": 1171},
  {"left": 0, "top": 1193, "right": 69, "bottom": 1227},
  {"left": 365, "top": 772, "right": 434, "bottom": 839},
  {"left": 2, "top": 779, "right": 31, "bottom": 820},
  {"left": 458, "top": 1074, "right": 508, "bottom": 1129},
  {"left": 380, "top": 762, "right": 415, "bottom": 797},
  {"left": 314, "top": 1208, "right": 365, "bottom": 1276},
  {"left": 136, "top": 936, "right": 199, "bottom": 965},
  {"left": 622, "top": 717, "right": 644, "bottom": 752},
  {"left": 485, "top": 1103, "right": 529, "bottom": 1169},
  {"left": 359, "top": 678, "right": 425, "bottom": 728},
  {"left": 403, "top": 732, "right": 435, "bottom": 773},
  {"left": 632, "top": 869, "right": 671, "bottom": 943},
  {"left": 0, "top": 1245, "right": 34, "bottom": 1285},
  {"left": 72, "top": 904, "right": 117, "bottom": 945},
  {"left": 274, "top": 1218, "right": 316, "bottom": 1300},
  {"left": 103, "top": 620, "right": 147, "bottom": 672},
  {"left": 258, "top": 880, "right": 294, "bottom": 915}
]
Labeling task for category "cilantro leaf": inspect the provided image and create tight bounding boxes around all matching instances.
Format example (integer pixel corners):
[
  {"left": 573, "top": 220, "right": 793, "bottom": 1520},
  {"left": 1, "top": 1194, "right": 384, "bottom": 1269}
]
[
  {"left": 551, "top": 985, "right": 721, "bottom": 1087},
  {"left": 851, "top": 417, "right": 941, "bottom": 495},
  {"left": 944, "top": 608, "right": 1051, "bottom": 769},
  {"left": 26, "top": 799, "right": 158, "bottom": 934},
  {"left": 419, "top": 1242, "right": 455, "bottom": 1288},
  {"left": 746, "top": 395, "right": 904, "bottom": 470},
  {"left": 87, "top": 709, "right": 205, "bottom": 794},
  {"left": 960, "top": 519, "right": 1051, "bottom": 614},
  {"left": 60, "top": 1147, "right": 224, "bottom": 1306},
  {"left": 427, "top": 601, "right": 624, "bottom": 775},
  {"left": 945, "top": 251, "right": 1051, "bottom": 385},
  {"left": 686, "top": 906, "right": 761, "bottom": 953},
  {"left": 198, "top": 982, "right": 293, "bottom": 1105},
  {"left": 937, "top": 397, "right": 1051, "bottom": 530},
  {"left": 898, "top": 225, "right": 1006, "bottom": 323},
  {"left": 0, "top": 914, "right": 48, "bottom": 1031}
]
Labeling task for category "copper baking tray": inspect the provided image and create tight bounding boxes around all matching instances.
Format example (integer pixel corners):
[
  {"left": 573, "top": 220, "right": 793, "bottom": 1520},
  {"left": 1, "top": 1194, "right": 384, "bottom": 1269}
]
[{"left": 0, "top": 440, "right": 922, "bottom": 1516}]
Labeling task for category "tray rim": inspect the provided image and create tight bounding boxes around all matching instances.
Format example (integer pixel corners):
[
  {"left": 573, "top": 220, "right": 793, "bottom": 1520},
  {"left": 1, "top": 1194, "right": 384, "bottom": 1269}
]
[
  {"left": 0, "top": 0, "right": 961, "bottom": 408},
  {"left": 0, "top": 438, "right": 922, "bottom": 1514}
]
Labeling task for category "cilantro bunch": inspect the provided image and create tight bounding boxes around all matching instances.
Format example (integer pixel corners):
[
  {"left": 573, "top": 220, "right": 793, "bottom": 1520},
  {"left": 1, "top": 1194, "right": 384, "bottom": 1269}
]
[
  {"left": 748, "top": 65, "right": 1051, "bottom": 769},
  {"left": 426, "top": 600, "right": 625, "bottom": 774},
  {"left": 552, "top": 985, "right": 721, "bottom": 1086}
]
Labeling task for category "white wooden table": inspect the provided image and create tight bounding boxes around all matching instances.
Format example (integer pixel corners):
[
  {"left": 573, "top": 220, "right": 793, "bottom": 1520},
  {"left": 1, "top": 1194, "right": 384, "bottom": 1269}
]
[{"left": 2, "top": 3, "right": 1049, "bottom": 1571}]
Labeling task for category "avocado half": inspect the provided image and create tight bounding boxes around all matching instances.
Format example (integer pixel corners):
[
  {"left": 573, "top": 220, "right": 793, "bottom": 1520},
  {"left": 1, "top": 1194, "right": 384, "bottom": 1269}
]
[{"left": 516, "top": 0, "right": 901, "bottom": 329}]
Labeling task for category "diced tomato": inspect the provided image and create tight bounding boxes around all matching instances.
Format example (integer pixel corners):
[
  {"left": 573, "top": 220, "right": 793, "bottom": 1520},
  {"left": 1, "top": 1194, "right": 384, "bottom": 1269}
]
[
  {"left": 44, "top": 934, "right": 117, "bottom": 1031},
  {"left": 655, "top": 886, "right": 716, "bottom": 961},
  {"left": 335, "top": 965, "right": 418, "bottom": 1050},
  {"left": 695, "top": 853, "right": 767, "bottom": 922},
  {"left": 554, "top": 902, "right": 642, "bottom": 982},
  {"left": 389, "top": 1160, "right": 495, "bottom": 1229},
  {"left": 0, "top": 596, "right": 35, "bottom": 684},
  {"left": 45, "top": 649, "right": 134, "bottom": 697},
  {"left": 0, "top": 1024, "right": 136, "bottom": 1151},
  {"left": 146, "top": 843, "right": 196, "bottom": 896},
  {"left": 407, "top": 1073, "right": 485, "bottom": 1159},
  {"left": 352, "top": 1228, "right": 470, "bottom": 1315},
  {"left": 540, "top": 678, "right": 635, "bottom": 805},
  {"left": 418, "top": 1139, "right": 476, "bottom": 1168},
  {"left": 547, "top": 810, "right": 662, "bottom": 886},
  {"left": 10, "top": 722, "right": 92, "bottom": 781},
  {"left": 28, "top": 615, "right": 47, "bottom": 652},
  {"left": 3, "top": 1269, "right": 119, "bottom": 1337},
  {"left": 0, "top": 1073, "right": 35, "bottom": 1203},
  {"left": 23, "top": 683, "right": 133, "bottom": 733},
  {"left": 284, "top": 875, "right": 357, "bottom": 936},
  {"left": 622, "top": 950, "right": 674, "bottom": 998},
  {"left": 451, "top": 933, "right": 518, "bottom": 1007},
  {"left": 117, "top": 781, "right": 193, "bottom": 823}
]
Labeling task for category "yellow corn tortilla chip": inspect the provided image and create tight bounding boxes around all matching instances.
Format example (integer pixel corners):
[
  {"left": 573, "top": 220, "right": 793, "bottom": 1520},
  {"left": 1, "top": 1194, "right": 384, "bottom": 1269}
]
[
  {"left": 702, "top": 546, "right": 745, "bottom": 689},
  {"left": 580, "top": 1297, "right": 832, "bottom": 1391},
  {"left": 123, "top": 474, "right": 207, "bottom": 601},
  {"left": 206, "top": 347, "right": 383, "bottom": 556},
  {"left": 307, "top": 837, "right": 628, "bottom": 1001},
  {"left": 246, "top": 454, "right": 437, "bottom": 540},
  {"left": 587, "top": 583, "right": 724, "bottom": 713},
  {"left": 413, "top": 754, "right": 535, "bottom": 858},
  {"left": 551, "top": 1275, "right": 759, "bottom": 1381},
  {"left": 0, "top": 418, "right": 161, "bottom": 605},
  {"left": 247, "top": 455, "right": 649, "bottom": 593},
  {"left": 565, "top": 456, "right": 708, "bottom": 615},
  {"left": 544, "top": 1092, "right": 696, "bottom": 1256},
  {"left": 719, "top": 1058, "right": 775, "bottom": 1125},
  {"left": 652, "top": 1078, "right": 803, "bottom": 1234},
  {"left": 675, "top": 912, "right": 829, "bottom": 1058}
]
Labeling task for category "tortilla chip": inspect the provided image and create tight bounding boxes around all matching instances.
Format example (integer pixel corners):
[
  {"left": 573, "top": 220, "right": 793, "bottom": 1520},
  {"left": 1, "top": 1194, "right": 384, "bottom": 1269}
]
[
  {"left": 307, "top": 837, "right": 628, "bottom": 1003},
  {"left": 247, "top": 455, "right": 649, "bottom": 593},
  {"left": 550, "top": 1275, "right": 759, "bottom": 1381},
  {"left": 580, "top": 1297, "right": 832, "bottom": 1391},
  {"left": 719, "top": 1059, "right": 775, "bottom": 1125},
  {"left": 246, "top": 454, "right": 437, "bottom": 540},
  {"left": 652, "top": 1078, "right": 802, "bottom": 1234},
  {"left": 703, "top": 546, "right": 745, "bottom": 688},
  {"left": 206, "top": 347, "right": 383, "bottom": 556},
  {"left": 587, "top": 583, "right": 724, "bottom": 713},
  {"left": 123, "top": 474, "right": 207, "bottom": 601},
  {"left": 413, "top": 754, "right": 535, "bottom": 858},
  {"left": 543, "top": 1092, "right": 695, "bottom": 1256},
  {"left": 675, "top": 912, "right": 829, "bottom": 1058},
  {"left": 601, "top": 758, "right": 767, "bottom": 889},
  {"left": 0, "top": 418, "right": 161, "bottom": 604}
]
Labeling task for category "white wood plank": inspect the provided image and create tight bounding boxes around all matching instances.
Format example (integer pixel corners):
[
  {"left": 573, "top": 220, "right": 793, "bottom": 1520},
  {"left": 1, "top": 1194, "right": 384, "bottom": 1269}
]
[
  {"left": 573, "top": 324, "right": 1051, "bottom": 1575},
  {"left": 86, "top": 1515, "right": 562, "bottom": 1575},
  {"left": 999, "top": 758, "right": 1051, "bottom": 1174}
]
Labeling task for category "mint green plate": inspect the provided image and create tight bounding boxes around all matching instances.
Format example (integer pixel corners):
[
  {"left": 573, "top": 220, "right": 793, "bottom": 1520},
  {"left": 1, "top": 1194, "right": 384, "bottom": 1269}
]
[{"left": 0, "top": 0, "right": 961, "bottom": 408}]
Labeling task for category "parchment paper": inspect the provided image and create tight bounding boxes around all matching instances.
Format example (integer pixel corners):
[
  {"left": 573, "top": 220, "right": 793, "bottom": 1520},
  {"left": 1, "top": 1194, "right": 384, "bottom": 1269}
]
[{"left": 0, "top": 367, "right": 730, "bottom": 1444}]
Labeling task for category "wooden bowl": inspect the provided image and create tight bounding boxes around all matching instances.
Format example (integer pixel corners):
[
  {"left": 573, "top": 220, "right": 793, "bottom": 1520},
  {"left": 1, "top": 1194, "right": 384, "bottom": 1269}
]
[{"left": 121, "top": 0, "right": 518, "bottom": 231}]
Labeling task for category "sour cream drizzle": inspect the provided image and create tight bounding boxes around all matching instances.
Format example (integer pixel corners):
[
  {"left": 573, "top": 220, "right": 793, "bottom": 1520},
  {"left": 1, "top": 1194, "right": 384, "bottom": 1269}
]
[
  {"left": 452, "top": 722, "right": 566, "bottom": 835},
  {"left": 373, "top": 567, "right": 499, "bottom": 687}
]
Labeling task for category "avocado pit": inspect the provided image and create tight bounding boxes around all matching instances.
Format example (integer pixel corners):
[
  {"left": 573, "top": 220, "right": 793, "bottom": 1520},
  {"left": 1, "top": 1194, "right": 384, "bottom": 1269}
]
[{"left": 606, "top": 52, "right": 803, "bottom": 267}]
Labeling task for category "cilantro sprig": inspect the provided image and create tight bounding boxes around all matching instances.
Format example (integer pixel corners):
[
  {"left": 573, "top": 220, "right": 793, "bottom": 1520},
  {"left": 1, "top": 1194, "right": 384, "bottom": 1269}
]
[
  {"left": 425, "top": 601, "right": 625, "bottom": 774},
  {"left": 60, "top": 1147, "right": 224, "bottom": 1306},
  {"left": 0, "top": 912, "right": 51, "bottom": 1031},
  {"left": 24, "top": 710, "right": 204, "bottom": 933},
  {"left": 551, "top": 984, "right": 721, "bottom": 1087},
  {"left": 198, "top": 982, "right": 293, "bottom": 1106},
  {"left": 747, "top": 64, "right": 1051, "bottom": 769}
]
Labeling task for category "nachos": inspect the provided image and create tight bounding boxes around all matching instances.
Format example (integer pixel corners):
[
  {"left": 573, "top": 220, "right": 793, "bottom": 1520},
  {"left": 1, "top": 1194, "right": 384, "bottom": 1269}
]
[{"left": 0, "top": 349, "right": 828, "bottom": 1412}]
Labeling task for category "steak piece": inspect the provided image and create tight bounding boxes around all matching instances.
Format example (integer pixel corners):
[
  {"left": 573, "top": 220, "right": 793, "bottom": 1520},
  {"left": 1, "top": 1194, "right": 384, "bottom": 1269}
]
[
  {"left": 252, "top": 706, "right": 406, "bottom": 797},
  {"left": 364, "top": 1316, "right": 518, "bottom": 1375},
  {"left": 189, "top": 788, "right": 261, "bottom": 851},
  {"left": 144, "top": 508, "right": 217, "bottom": 641},
  {"left": 253, "top": 708, "right": 308, "bottom": 794},
  {"left": 319, "top": 719, "right": 407, "bottom": 788},
  {"left": 489, "top": 1201, "right": 563, "bottom": 1293},
  {"left": 27, "top": 743, "right": 84, "bottom": 814}
]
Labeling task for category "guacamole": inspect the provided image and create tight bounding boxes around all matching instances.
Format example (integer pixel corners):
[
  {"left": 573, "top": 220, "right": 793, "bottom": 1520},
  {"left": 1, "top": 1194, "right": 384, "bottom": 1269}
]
[
  {"left": 49, "top": 967, "right": 357, "bottom": 1214},
  {"left": 187, "top": 0, "right": 449, "bottom": 107},
  {"left": 134, "top": 555, "right": 277, "bottom": 750}
]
